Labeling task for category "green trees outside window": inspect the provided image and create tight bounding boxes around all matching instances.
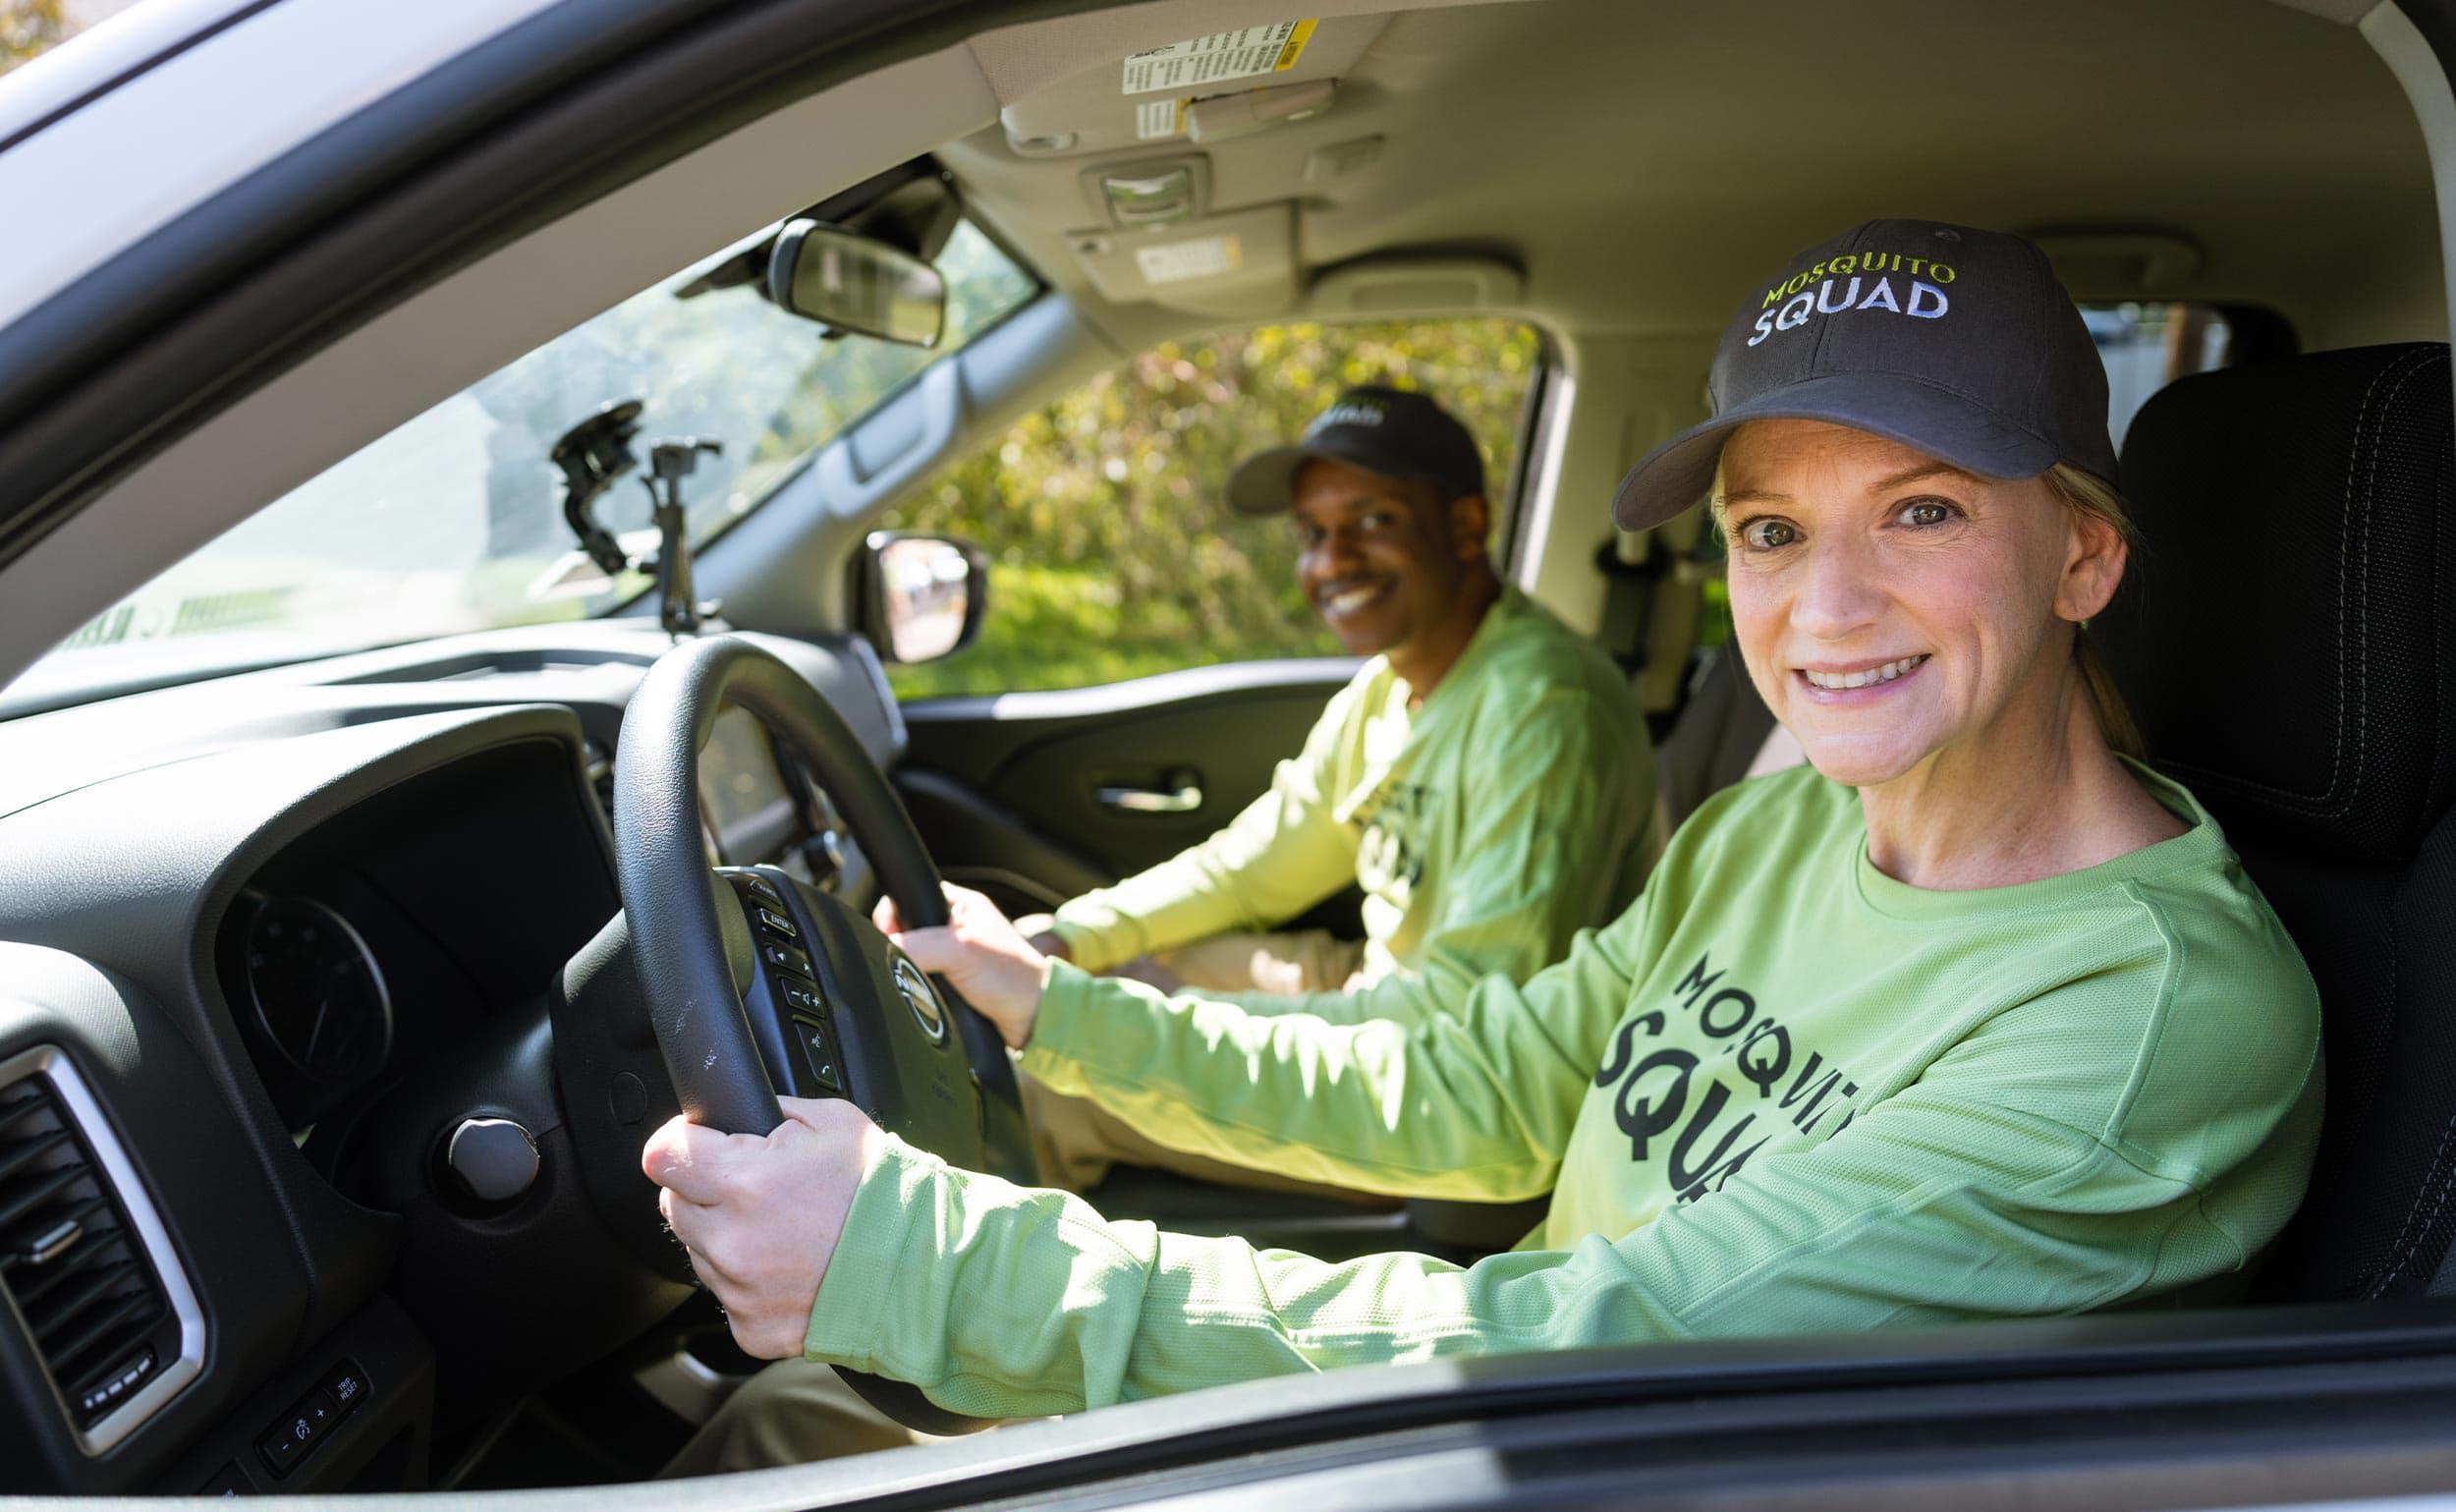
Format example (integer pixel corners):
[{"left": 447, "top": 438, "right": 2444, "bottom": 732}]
[{"left": 883, "top": 319, "right": 1542, "bottom": 700}]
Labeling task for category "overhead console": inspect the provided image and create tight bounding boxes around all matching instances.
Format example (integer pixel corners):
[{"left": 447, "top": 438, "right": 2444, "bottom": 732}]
[
  {"left": 958, "top": 11, "right": 1414, "bottom": 318},
  {"left": 943, "top": 3, "right": 1553, "bottom": 325}
]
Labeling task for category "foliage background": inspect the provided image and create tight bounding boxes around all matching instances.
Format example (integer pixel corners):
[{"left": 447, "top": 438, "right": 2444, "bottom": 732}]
[
  {"left": 1, "top": 1, "right": 72, "bottom": 74},
  {"left": 884, "top": 318, "right": 1542, "bottom": 699}
]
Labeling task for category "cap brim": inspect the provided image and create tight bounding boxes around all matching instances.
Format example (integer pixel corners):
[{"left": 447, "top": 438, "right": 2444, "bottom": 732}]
[
  {"left": 1609, "top": 373, "right": 2063, "bottom": 532},
  {"left": 1224, "top": 445, "right": 1322, "bottom": 516}
]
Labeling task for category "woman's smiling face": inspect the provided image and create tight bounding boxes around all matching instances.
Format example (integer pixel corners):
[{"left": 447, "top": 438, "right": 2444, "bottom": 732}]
[{"left": 1718, "top": 419, "right": 2123, "bottom": 790}]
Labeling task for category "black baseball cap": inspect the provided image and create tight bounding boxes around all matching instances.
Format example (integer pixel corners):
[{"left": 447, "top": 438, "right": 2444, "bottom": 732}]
[
  {"left": 1611, "top": 220, "right": 2119, "bottom": 532},
  {"left": 1228, "top": 385, "right": 1486, "bottom": 516}
]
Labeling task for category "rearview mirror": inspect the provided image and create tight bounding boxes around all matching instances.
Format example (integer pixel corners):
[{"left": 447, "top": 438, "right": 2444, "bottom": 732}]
[
  {"left": 860, "top": 532, "right": 987, "bottom": 664},
  {"left": 767, "top": 220, "right": 946, "bottom": 348}
]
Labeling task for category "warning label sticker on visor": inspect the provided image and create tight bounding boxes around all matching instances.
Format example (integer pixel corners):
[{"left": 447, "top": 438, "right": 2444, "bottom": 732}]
[
  {"left": 1135, "top": 98, "right": 1186, "bottom": 140},
  {"left": 1136, "top": 236, "right": 1244, "bottom": 285},
  {"left": 1122, "top": 21, "right": 1316, "bottom": 94}
]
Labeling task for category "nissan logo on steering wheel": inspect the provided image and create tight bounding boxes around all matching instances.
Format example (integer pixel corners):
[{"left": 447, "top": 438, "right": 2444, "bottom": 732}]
[{"left": 891, "top": 956, "right": 949, "bottom": 1044}]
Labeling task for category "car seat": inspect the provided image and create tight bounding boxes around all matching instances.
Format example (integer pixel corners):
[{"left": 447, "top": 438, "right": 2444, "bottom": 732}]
[{"left": 2093, "top": 342, "right": 2456, "bottom": 1301}]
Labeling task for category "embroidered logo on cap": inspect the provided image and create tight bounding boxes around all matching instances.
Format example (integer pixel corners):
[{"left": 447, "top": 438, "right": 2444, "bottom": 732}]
[
  {"left": 1308, "top": 398, "right": 1391, "bottom": 435},
  {"left": 1747, "top": 252, "right": 1959, "bottom": 349}
]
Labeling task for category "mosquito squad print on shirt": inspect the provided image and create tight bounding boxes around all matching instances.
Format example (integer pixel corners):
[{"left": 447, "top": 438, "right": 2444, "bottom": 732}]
[
  {"left": 1591, "top": 948, "right": 1865, "bottom": 1204},
  {"left": 1355, "top": 777, "right": 1432, "bottom": 899}
]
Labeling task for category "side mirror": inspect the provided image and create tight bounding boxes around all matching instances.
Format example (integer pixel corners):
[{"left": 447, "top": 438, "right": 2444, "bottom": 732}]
[
  {"left": 767, "top": 220, "right": 946, "bottom": 348},
  {"left": 858, "top": 532, "right": 987, "bottom": 664}
]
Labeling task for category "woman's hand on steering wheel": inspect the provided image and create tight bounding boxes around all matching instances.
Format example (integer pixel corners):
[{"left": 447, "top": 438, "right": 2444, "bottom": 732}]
[
  {"left": 875, "top": 883, "right": 1052, "bottom": 1050},
  {"left": 643, "top": 1095, "right": 883, "bottom": 1360}
]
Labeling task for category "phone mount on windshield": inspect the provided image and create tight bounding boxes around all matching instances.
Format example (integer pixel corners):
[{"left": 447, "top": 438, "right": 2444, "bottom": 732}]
[{"left": 549, "top": 400, "right": 724, "bottom": 637}]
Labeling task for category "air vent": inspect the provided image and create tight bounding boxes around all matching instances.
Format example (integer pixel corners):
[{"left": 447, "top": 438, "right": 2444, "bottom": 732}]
[{"left": 0, "top": 1049, "right": 201, "bottom": 1453}]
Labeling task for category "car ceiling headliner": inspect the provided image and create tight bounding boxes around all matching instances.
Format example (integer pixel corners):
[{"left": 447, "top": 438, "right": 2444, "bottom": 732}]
[{"left": 946, "top": 0, "right": 2440, "bottom": 348}]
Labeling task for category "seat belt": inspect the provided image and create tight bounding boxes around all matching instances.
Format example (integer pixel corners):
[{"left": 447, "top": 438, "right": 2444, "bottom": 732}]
[{"left": 1592, "top": 533, "right": 1670, "bottom": 675}]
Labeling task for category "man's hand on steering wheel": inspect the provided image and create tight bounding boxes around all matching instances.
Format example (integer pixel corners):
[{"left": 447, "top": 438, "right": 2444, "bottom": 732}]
[
  {"left": 875, "top": 883, "right": 1052, "bottom": 1050},
  {"left": 643, "top": 1096, "right": 882, "bottom": 1360}
]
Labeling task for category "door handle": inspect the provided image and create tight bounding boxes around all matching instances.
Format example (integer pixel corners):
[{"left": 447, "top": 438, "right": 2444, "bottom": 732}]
[{"left": 1095, "top": 780, "right": 1203, "bottom": 814}]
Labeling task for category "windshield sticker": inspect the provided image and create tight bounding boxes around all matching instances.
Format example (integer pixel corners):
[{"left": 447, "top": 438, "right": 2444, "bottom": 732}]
[
  {"left": 1122, "top": 21, "right": 1315, "bottom": 94},
  {"left": 1135, "top": 235, "right": 1244, "bottom": 286}
]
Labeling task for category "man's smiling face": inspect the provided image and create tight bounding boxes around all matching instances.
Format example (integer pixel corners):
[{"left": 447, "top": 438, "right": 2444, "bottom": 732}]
[{"left": 1290, "top": 457, "right": 1474, "bottom": 661}]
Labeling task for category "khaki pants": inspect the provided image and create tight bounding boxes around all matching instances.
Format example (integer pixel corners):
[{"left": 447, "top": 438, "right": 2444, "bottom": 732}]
[
  {"left": 661, "top": 1357, "right": 942, "bottom": 1477},
  {"left": 662, "top": 928, "right": 1377, "bottom": 1475}
]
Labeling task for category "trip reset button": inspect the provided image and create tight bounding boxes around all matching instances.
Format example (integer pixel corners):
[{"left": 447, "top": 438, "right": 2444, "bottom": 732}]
[{"left": 255, "top": 1360, "right": 369, "bottom": 1479}]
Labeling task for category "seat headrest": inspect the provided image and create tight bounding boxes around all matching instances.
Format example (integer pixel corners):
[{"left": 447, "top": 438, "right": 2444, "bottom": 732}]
[{"left": 2097, "top": 344, "right": 2455, "bottom": 863}]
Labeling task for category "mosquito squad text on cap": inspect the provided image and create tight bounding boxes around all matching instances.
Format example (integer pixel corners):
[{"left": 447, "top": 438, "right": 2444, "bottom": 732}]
[
  {"left": 1610, "top": 221, "right": 2120, "bottom": 532},
  {"left": 1228, "top": 385, "right": 1487, "bottom": 516}
]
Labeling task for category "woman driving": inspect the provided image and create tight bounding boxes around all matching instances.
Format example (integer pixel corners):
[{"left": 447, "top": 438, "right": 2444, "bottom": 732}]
[{"left": 643, "top": 220, "right": 2322, "bottom": 1425}]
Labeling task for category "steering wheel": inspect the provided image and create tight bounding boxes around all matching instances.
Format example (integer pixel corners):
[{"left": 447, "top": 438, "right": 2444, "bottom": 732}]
[{"left": 612, "top": 634, "right": 1029, "bottom": 1433}]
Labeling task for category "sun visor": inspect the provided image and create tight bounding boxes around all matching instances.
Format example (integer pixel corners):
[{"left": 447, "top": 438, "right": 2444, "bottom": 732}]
[
  {"left": 997, "top": 15, "right": 1393, "bottom": 158},
  {"left": 1309, "top": 254, "right": 1526, "bottom": 317},
  {"left": 1067, "top": 203, "right": 1299, "bottom": 317}
]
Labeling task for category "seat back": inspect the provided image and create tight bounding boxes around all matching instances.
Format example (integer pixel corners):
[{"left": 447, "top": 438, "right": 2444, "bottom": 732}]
[{"left": 2096, "top": 343, "right": 2456, "bottom": 1300}]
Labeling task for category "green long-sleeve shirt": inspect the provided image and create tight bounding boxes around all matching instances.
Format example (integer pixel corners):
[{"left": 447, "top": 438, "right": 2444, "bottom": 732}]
[
  {"left": 806, "top": 763, "right": 2322, "bottom": 1419},
  {"left": 1047, "top": 586, "right": 1655, "bottom": 1027}
]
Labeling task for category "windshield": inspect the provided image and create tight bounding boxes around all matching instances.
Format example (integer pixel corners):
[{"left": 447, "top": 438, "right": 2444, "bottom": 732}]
[{"left": 7, "top": 217, "right": 1036, "bottom": 708}]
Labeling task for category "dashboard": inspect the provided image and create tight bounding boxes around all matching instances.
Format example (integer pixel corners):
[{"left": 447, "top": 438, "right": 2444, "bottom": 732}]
[{"left": 0, "top": 622, "right": 903, "bottom": 1493}]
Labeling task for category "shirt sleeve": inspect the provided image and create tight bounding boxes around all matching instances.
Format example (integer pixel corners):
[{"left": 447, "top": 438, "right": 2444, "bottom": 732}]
[
  {"left": 1021, "top": 900, "right": 1656, "bottom": 1201},
  {"left": 804, "top": 973, "right": 2314, "bottom": 1422},
  {"left": 1045, "top": 681, "right": 1364, "bottom": 974},
  {"left": 1215, "top": 688, "right": 1654, "bottom": 1030}
]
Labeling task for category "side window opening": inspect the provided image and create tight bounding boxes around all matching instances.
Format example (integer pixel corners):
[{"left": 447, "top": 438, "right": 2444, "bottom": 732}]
[{"left": 880, "top": 319, "right": 1545, "bottom": 700}]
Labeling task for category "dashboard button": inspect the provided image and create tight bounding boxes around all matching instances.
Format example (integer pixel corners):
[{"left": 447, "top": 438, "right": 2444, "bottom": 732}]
[
  {"left": 761, "top": 941, "right": 813, "bottom": 978},
  {"left": 320, "top": 1360, "right": 369, "bottom": 1417},
  {"left": 257, "top": 1403, "right": 320, "bottom": 1477},
  {"left": 300, "top": 1388, "right": 341, "bottom": 1438}
]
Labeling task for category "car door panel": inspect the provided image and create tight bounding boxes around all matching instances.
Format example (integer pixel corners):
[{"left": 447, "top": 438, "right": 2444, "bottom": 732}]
[{"left": 895, "top": 659, "right": 1359, "bottom": 916}]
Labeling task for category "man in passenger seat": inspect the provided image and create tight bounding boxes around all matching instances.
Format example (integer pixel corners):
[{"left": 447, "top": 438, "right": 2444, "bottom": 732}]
[{"left": 1014, "top": 385, "right": 1659, "bottom": 1193}]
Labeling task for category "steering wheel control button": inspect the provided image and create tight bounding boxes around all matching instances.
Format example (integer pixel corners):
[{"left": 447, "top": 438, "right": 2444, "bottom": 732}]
[
  {"left": 754, "top": 906, "right": 797, "bottom": 939},
  {"left": 780, "top": 980, "right": 824, "bottom": 1016},
  {"left": 760, "top": 940, "right": 814, "bottom": 978},
  {"left": 198, "top": 1461, "right": 252, "bottom": 1496},
  {"left": 444, "top": 1117, "right": 540, "bottom": 1205},
  {"left": 609, "top": 1071, "right": 650, "bottom": 1126},
  {"left": 793, "top": 1018, "right": 844, "bottom": 1093},
  {"left": 735, "top": 871, "right": 785, "bottom": 908},
  {"left": 892, "top": 958, "right": 950, "bottom": 1044},
  {"left": 806, "top": 1021, "right": 855, "bottom": 1094}
]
